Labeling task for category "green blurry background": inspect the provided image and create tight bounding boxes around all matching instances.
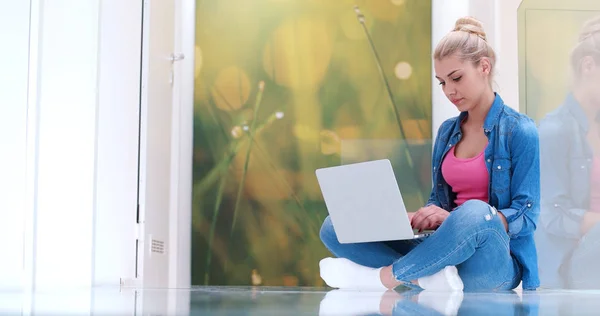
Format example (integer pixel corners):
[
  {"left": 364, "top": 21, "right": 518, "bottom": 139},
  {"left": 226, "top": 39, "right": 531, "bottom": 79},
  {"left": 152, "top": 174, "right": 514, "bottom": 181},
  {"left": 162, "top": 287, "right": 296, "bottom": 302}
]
[{"left": 192, "top": 0, "right": 433, "bottom": 286}]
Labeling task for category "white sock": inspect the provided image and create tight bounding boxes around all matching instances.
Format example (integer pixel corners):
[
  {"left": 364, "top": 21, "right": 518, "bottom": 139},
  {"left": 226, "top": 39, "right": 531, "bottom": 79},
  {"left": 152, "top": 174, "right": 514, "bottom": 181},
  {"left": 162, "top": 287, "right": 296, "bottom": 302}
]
[
  {"left": 318, "top": 289, "right": 387, "bottom": 316},
  {"left": 417, "top": 266, "right": 464, "bottom": 291},
  {"left": 319, "top": 257, "right": 388, "bottom": 291},
  {"left": 417, "top": 290, "right": 464, "bottom": 316}
]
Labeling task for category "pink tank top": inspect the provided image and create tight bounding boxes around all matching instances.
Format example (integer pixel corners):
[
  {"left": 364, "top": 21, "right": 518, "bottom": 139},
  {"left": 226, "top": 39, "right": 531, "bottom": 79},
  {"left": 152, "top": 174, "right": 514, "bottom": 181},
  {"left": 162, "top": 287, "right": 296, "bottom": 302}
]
[
  {"left": 589, "top": 157, "right": 600, "bottom": 213},
  {"left": 441, "top": 145, "right": 489, "bottom": 207}
]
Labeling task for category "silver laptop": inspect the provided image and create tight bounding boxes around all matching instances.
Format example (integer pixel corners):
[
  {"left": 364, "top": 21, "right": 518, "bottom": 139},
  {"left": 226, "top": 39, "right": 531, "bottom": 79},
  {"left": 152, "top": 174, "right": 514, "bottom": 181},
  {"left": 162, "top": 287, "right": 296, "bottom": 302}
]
[{"left": 315, "top": 159, "right": 432, "bottom": 244}]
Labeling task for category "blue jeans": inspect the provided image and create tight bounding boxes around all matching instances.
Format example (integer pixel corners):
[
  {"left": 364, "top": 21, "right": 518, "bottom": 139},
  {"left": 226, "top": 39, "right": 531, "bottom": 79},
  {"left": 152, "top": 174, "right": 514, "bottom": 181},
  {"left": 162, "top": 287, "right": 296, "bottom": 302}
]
[{"left": 320, "top": 199, "right": 522, "bottom": 291}]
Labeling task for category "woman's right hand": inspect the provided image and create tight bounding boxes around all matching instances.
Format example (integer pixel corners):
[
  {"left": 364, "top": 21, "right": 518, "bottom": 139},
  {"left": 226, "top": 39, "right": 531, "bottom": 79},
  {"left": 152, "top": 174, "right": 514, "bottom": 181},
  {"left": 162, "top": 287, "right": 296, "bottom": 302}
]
[{"left": 410, "top": 205, "right": 450, "bottom": 232}]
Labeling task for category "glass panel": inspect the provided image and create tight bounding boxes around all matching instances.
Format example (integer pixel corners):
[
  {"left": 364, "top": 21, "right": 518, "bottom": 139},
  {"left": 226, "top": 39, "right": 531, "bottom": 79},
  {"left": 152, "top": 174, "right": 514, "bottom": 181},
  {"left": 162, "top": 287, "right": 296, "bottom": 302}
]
[{"left": 519, "top": 0, "right": 600, "bottom": 289}]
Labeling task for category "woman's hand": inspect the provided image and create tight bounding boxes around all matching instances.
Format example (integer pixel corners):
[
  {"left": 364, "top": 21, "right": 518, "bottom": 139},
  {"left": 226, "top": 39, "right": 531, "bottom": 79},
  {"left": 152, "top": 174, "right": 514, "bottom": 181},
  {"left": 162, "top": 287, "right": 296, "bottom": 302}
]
[
  {"left": 410, "top": 205, "right": 450, "bottom": 232},
  {"left": 498, "top": 211, "right": 508, "bottom": 232}
]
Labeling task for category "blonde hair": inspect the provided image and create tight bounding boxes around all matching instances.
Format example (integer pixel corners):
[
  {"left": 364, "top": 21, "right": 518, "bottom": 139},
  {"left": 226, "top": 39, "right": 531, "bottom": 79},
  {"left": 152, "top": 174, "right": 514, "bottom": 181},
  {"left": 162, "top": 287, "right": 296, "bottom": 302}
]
[
  {"left": 434, "top": 17, "right": 496, "bottom": 77},
  {"left": 571, "top": 16, "right": 600, "bottom": 79}
]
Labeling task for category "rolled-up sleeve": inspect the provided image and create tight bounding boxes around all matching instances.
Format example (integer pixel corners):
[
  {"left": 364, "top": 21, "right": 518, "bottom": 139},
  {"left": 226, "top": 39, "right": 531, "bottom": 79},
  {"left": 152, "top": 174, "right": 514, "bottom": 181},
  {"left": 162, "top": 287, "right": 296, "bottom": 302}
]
[{"left": 498, "top": 121, "right": 540, "bottom": 238}]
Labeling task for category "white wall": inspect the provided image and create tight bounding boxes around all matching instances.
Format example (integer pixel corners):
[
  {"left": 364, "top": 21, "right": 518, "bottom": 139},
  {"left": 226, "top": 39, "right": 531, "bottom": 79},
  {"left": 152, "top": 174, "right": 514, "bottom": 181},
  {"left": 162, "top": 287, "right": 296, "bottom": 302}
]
[
  {"left": 94, "top": 0, "right": 143, "bottom": 288},
  {"left": 1, "top": 0, "right": 195, "bottom": 309},
  {"left": 0, "top": 0, "right": 31, "bottom": 291},
  {"left": 470, "top": 0, "right": 522, "bottom": 111},
  {"left": 1, "top": 0, "right": 150, "bottom": 295},
  {"left": 26, "top": 0, "right": 143, "bottom": 292},
  {"left": 431, "top": 0, "right": 522, "bottom": 139},
  {"left": 491, "top": 0, "right": 523, "bottom": 111},
  {"left": 1, "top": 0, "right": 193, "bottom": 297},
  {"left": 34, "top": 0, "right": 99, "bottom": 290}
]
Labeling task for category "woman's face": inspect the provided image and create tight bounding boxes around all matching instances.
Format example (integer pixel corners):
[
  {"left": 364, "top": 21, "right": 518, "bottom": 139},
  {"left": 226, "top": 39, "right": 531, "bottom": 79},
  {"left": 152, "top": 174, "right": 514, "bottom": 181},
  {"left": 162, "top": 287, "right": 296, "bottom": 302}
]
[{"left": 434, "top": 54, "right": 492, "bottom": 113}]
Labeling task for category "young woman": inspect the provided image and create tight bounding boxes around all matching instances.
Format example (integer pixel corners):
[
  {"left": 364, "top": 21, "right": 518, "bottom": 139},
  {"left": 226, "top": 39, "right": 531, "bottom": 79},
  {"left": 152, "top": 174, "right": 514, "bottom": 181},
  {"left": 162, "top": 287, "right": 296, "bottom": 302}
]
[
  {"left": 535, "top": 16, "right": 600, "bottom": 289},
  {"left": 319, "top": 17, "right": 540, "bottom": 292}
]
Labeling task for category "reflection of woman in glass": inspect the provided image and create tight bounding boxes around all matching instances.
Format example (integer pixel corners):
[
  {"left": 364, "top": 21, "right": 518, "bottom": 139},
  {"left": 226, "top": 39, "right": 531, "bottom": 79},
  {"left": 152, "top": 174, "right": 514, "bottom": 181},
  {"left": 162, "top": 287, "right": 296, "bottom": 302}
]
[
  {"left": 318, "top": 17, "right": 541, "bottom": 292},
  {"left": 536, "top": 16, "right": 600, "bottom": 289}
]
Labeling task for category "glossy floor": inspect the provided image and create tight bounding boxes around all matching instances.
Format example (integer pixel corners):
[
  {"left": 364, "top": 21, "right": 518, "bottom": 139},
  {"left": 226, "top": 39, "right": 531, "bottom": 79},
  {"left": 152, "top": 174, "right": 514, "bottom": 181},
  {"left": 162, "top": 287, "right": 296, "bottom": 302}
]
[{"left": 3, "top": 286, "right": 600, "bottom": 315}]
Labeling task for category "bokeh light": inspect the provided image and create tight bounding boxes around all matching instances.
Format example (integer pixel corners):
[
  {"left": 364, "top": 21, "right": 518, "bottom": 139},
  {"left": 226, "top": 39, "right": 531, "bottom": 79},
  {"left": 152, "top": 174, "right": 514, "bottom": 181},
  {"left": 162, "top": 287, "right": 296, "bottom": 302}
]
[
  {"left": 211, "top": 66, "right": 251, "bottom": 111},
  {"left": 395, "top": 61, "right": 413, "bottom": 80},
  {"left": 263, "top": 17, "right": 333, "bottom": 90}
]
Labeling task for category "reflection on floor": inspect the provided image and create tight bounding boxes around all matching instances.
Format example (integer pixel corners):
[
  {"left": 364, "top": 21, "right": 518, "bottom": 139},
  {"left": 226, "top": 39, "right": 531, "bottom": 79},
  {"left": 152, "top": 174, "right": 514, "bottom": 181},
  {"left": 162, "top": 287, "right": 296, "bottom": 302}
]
[
  {"left": 3, "top": 286, "right": 600, "bottom": 315},
  {"left": 195, "top": 287, "right": 600, "bottom": 315}
]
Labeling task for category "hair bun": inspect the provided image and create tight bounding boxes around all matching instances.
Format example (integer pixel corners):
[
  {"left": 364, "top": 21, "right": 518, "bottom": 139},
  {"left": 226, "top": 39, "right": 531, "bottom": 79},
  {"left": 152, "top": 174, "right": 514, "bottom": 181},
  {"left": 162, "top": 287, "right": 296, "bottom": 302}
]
[{"left": 453, "top": 16, "right": 487, "bottom": 41}]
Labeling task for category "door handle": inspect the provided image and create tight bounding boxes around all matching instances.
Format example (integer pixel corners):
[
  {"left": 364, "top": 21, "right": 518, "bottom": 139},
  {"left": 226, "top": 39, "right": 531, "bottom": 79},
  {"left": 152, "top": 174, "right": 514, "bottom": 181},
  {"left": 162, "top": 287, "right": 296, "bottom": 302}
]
[
  {"left": 169, "top": 53, "right": 185, "bottom": 85},
  {"left": 169, "top": 53, "right": 185, "bottom": 62}
]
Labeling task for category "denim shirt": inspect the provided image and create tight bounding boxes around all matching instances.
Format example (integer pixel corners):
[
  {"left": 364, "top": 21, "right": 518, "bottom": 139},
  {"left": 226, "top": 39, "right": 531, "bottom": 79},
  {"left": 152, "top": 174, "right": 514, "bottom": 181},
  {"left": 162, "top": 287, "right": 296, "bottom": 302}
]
[
  {"left": 535, "top": 94, "right": 593, "bottom": 287},
  {"left": 427, "top": 93, "right": 541, "bottom": 290}
]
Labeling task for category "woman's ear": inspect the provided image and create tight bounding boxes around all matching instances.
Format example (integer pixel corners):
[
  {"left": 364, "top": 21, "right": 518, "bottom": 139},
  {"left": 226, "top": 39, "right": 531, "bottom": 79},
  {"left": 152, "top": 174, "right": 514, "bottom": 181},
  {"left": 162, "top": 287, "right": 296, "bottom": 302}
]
[{"left": 479, "top": 57, "right": 492, "bottom": 76}]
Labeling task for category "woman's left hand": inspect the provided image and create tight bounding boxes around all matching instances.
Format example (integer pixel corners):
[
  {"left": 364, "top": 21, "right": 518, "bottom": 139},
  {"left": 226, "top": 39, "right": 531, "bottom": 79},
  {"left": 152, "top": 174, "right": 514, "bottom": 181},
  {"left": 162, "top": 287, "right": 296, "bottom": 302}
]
[{"left": 410, "top": 205, "right": 450, "bottom": 232}]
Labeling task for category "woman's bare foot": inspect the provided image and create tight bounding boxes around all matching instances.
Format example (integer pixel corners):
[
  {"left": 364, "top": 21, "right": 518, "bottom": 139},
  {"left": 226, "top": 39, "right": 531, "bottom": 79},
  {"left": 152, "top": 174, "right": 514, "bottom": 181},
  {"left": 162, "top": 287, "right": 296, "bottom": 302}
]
[{"left": 379, "top": 265, "right": 404, "bottom": 289}]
